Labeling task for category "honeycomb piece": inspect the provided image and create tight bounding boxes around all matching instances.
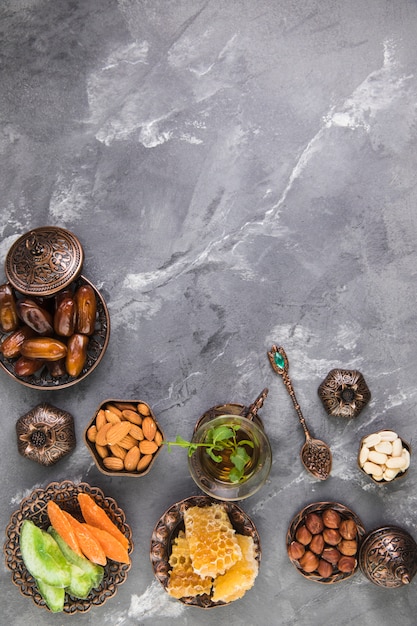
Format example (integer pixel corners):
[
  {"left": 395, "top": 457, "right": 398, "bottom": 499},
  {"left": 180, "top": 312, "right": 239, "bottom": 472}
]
[
  {"left": 184, "top": 504, "right": 242, "bottom": 578},
  {"left": 167, "top": 531, "right": 213, "bottom": 599},
  {"left": 212, "top": 534, "right": 259, "bottom": 603}
]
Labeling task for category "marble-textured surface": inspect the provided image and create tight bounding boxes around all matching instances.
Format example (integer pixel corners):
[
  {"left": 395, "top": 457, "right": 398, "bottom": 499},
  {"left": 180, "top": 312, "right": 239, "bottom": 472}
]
[{"left": 1, "top": 1, "right": 417, "bottom": 624}]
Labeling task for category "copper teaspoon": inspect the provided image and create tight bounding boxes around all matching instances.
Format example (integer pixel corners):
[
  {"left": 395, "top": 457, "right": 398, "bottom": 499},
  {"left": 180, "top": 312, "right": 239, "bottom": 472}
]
[{"left": 267, "top": 344, "right": 332, "bottom": 480}]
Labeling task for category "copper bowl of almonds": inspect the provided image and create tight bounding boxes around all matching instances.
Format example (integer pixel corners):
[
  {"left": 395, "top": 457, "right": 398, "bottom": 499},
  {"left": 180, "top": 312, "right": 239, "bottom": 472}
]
[
  {"left": 84, "top": 399, "right": 164, "bottom": 477},
  {"left": 286, "top": 502, "right": 366, "bottom": 584}
]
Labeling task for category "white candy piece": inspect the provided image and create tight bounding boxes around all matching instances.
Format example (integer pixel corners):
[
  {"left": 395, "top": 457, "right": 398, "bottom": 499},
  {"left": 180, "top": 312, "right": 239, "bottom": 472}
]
[
  {"left": 374, "top": 441, "right": 393, "bottom": 455},
  {"left": 392, "top": 437, "right": 403, "bottom": 457},
  {"left": 363, "top": 461, "right": 383, "bottom": 477},
  {"left": 383, "top": 468, "right": 400, "bottom": 481},
  {"left": 368, "top": 450, "right": 388, "bottom": 465},
  {"left": 402, "top": 448, "right": 411, "bottom": 470},
  {"left": 379, "top": 431, "right": 399, "bottom": 442},
  {"left": 363, "top": 433, "right": 381, "bottom": 447},
  {"left": 386, "top": 456, "right": 407, "bottom": 469},
  {"left": 359, "top": 445, "right": 369, "bottom": 466}
]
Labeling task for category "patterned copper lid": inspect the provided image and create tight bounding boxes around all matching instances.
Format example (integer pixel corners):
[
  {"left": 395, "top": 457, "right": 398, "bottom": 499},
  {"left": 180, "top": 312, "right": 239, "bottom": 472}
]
[
  {"left": 359, "top": 526, "right": 417, "bottom": 588},
  {"left": 5, "top": 226, "right": 84, "bottom": 296}
]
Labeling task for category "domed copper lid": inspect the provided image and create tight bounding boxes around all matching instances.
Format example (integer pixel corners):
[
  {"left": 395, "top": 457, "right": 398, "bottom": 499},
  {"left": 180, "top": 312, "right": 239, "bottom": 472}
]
[
  {"left": 5, "top": 226, "right": 84, "bottom": 296},
  {"left": 359, "top": 526, "right": 417, "bottom": 588}
]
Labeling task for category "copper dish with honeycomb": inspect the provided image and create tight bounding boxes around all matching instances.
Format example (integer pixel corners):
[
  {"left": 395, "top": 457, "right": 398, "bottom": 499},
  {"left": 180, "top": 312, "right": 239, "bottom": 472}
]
[
  {"left": 150, "top": 495, "right": 261, "bottom": 608},
  {"left": 3, "top": 480, "right": 132, "bottom": 614}
]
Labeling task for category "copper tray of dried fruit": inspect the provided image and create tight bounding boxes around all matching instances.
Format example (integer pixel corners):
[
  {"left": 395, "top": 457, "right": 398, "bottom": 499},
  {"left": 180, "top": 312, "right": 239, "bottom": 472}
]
[
  {"left": 0, "top": 275, "right": 110, "bottom": 390},
  {"left": 3, "top": 480, "right": 133, "bottom": 613},
  {"left": 286, "top": 501, "right": 365, "bottom": 584},
  {"left": 150, "top": 495, "right": 261, "bottom": 608}
]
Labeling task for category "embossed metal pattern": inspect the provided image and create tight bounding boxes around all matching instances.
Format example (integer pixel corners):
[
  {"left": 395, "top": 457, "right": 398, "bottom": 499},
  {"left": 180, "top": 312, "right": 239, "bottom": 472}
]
[
  {"left": 0, "top": 275, "right": 110, "bottom": 389},
  {"left": 150, "top": 495, "right": 261, "bottom": 608},
  {"left": 318, "top": 369, "right": 371, "bottom": 418},
  {"left": 359, "top": 526, "right": 417, "bottom": 587},
  {"left": 3, "top": 481, "right": 133, "bottom": 614},
  {"left": 5, "top": 227, "right": 84, "bottom": 296},
  {"left": 287, "top": 501, "right": 366, "bottom": 584},
  {"left": 16, "top": 403, "right": 76, "bottom": 466}
]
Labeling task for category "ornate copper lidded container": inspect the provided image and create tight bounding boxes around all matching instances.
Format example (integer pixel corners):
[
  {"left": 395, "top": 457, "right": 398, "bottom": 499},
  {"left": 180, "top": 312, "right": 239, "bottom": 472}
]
[
  {"left": 5, "top": 226, "right": 84, "bottom": 296},
  {"left": 318, "top": 369, "right": 371, "bottom": 418},
  {"left": 359, "top": 526, "right": 417, "bottom": 588}
]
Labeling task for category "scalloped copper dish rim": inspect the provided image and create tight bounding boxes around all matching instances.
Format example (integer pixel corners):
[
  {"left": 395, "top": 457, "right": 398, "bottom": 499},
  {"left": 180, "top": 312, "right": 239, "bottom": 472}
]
[
  {"left": 84, "top": 399, "right": 164, "bottom": 477},
  {"left": 0, "top": 275, "right": 110, "bottom": 389},
  {"left": 286, "top": 501, "right": 365, "bottom": 584},
  {"left": 3, "top": 480, "right": 132, "bottom": 614},
  {"left": 149, "top": 495, "right": 261, "bottom": 609}
]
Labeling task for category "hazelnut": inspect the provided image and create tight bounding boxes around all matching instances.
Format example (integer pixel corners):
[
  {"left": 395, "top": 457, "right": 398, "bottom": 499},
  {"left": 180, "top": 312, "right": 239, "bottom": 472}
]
[
  {"left": 310, "top": 533, "right": 325, "bottom": 555},
  {"left": 339, "top": 519, "right": 357, "bottom": 540},
  {"left": 288, "top": 541, "right": 305, "bottom": 560},
  {"left": 317, "top": 558, "right": 333, "bottom": 578},
  {"left": 322, "top": 547, "right": 341, "bottom": 565},
  {"left": 338, "top": 555, "right": 356, "bottom": 573},
  {"left": 339, "top": 539, "right": 357, "bottom": 556},
  {"left": 299, "top": 550, "right": 319, "bottom": 573},
  {"left": 323, "top": 528, "right": 341, "bottom": 546},
  {"left": 305, "top": 512, "right": 324, "bottom": 535},
  {"left": 296, "top": 525, "right": 312, "bottom": 546},
  {"left": 322, "top": 508, "right": 341, "bottom": 529}
]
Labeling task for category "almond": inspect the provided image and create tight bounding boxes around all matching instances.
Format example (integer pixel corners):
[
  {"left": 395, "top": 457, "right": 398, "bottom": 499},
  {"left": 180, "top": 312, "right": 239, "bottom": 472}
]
[
  {"left": 154, "top": 430, "right": 163, "bottom": 446},
  {"left": 139, "top": 439, "right": 158, "bottom": 455},
  {"left": 142, "top": 416, "right": 157, "bottom": 441},
  {"left": 106, "top": 421, "right": 132, "bottom": 446},
  {"left": 110, "top": 443, "right": 127, "bottom": 460},
  {"left": 122, "top": 409, "right": 142, "bottom": 425},
  {"left": 124, "top": 446, "right": 141, "bottom": 471},
  {"left": 105, "top": 409, "right": 121, "bottom": 424},
  {"left": 137, "top": 454, "right": 153, "bottom": 472},
  {"left": 103, "top": 456, "right": 124, "bottom": 471},
  {"left": 95, "top": 409, "right": 107, "bottom": 430},
  {"left": 137, "top": 402, "right": 151, "bottom": 416},
  {"left": 87, "top": 425, "right": 97, "bottom": 443},
  {"left": 118, "top": 434, "right": 139, "bottom": 450},
  {"left": 95, "top": 443, "right": 109, "bottom": 459},
  {"left": 95, "top": 422, "right": 113, "bottom": 447},
  {"left": 129, "top": 424, "right": 144, "bottom": 441},
  {"left": 105, "top": 403, "right": 123, "bottom": 417}
]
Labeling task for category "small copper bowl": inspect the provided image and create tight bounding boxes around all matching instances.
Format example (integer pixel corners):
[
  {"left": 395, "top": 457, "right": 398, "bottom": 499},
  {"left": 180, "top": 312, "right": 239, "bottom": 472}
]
[
  {"left": 357, "top": 430, "right": 411, "bottom": 484},
  {"left": 0, "top": 275, "right": 110, "bottom": 389},
  {"left": 286, "top": 501, "right": 365, "bottom": 584},
  {"left": 84, "top": 399, "right": 164, "bottom": 477},
  {"left": 3, "top": 480, "right": 132, "bottom": 613}
]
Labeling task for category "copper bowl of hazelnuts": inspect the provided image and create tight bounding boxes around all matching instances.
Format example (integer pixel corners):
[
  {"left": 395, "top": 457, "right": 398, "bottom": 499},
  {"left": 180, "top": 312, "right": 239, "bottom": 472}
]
[{"left": 286, "top": 502, "right": 366, "bottom": 584}]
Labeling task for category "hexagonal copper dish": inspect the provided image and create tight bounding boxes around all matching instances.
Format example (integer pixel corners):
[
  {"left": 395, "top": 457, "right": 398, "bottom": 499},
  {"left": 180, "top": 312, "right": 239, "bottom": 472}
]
[
  {"left": 84, "top": 399, "right": 164, "bottom": 477},
  {"left": 16, "top": 403, "right": 76, "bottom": 466},
  {"left": 357, "top": 430, "right": 411, "bottom": 484},
  {"left": 3, "top": 480, "right": 133, "bottom": 614},
  {"left": 286, "top": 501, "right": 365, "bottom": 584},
  {"left": 318, "top": 369, "right": 371, "bottom": 418}
]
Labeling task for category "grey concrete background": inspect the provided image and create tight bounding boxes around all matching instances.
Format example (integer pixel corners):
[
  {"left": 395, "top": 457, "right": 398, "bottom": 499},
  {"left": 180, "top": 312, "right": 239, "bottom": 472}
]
[{"left": 1, "top": 1, "right": 417, "bottom": 624}]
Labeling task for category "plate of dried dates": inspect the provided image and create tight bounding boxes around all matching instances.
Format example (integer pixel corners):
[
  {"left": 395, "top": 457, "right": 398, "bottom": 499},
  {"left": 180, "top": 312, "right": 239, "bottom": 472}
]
[
  {"left": 0, "top": 275, "right": 110, "bottom": 389},
  {"left": 286, "top": 501, "right": 365, "bottom": 584}
]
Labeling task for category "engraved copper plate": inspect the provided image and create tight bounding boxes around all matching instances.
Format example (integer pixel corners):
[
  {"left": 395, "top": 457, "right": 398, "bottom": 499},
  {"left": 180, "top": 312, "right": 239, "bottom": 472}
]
[
  {"left": 5, "top": 226, "right": 84, "bottom": 296},
  {"left": 3, "top": 481, "right": 133, "bottom": 614},
  {"left": 150, "top": 495, "right": 261, "bottom": 608}
]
